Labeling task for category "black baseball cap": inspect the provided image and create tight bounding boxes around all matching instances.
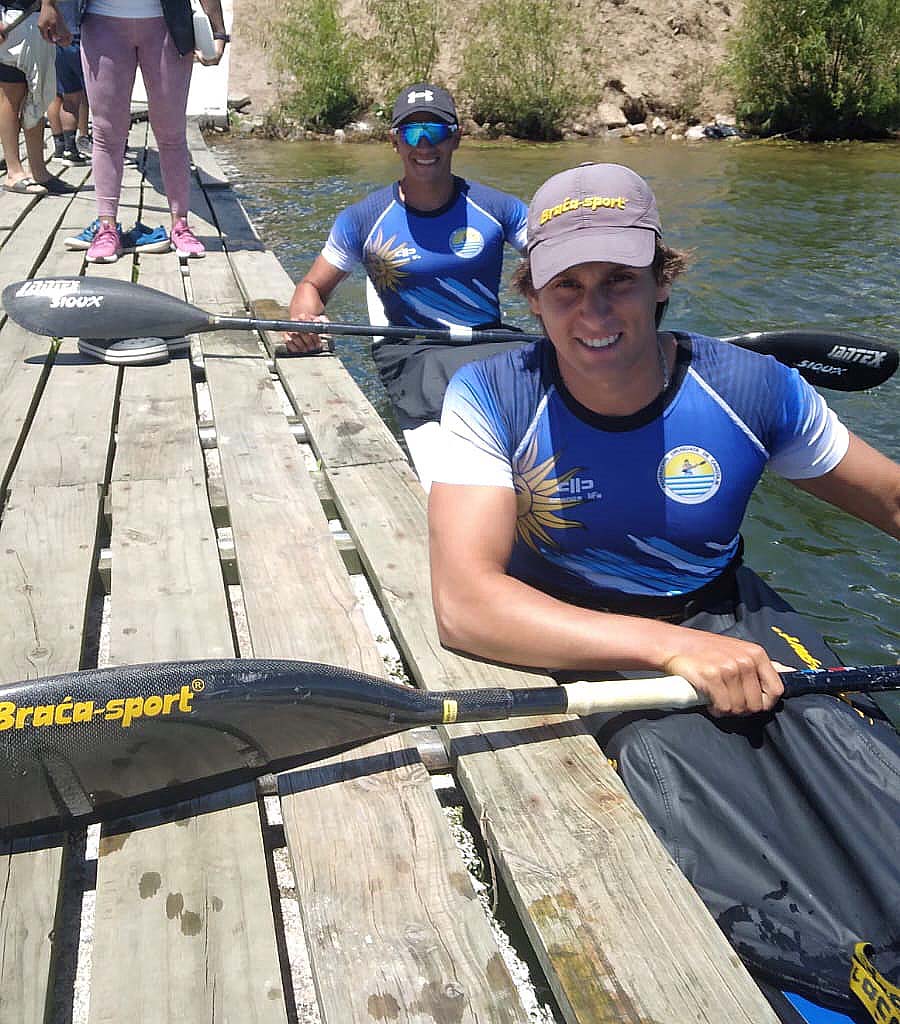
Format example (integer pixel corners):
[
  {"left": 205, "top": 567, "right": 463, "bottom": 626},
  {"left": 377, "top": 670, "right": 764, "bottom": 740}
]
[{"left": 390, "top": 83, "right": 458, "bottom": 127}]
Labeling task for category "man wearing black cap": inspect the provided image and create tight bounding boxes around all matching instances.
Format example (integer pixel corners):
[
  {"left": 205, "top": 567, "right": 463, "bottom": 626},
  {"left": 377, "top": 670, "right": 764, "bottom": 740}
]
[{"left": 285, "top": 81, "right": 528, "bottom": 489}]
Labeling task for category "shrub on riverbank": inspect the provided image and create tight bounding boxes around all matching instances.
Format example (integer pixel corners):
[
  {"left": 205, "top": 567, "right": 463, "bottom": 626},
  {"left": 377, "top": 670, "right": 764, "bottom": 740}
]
[
  {"left": 273, "top": 0, "right": 365, "bottom": 130},
  {"left": 458, "top": 0, "right": 596, "bottom": 140},
  {"left": 364, "top": 0, "right": 441, "bottom": 97},
  {"left": 726, "top": 0, "right": 900, "bottom": 140}
]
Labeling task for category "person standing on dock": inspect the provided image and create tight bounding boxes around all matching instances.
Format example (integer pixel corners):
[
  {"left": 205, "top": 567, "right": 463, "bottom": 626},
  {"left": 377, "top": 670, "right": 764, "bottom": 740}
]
[
  {"left": 284, "top": 82, "right": 529, "bottom": 490},
  {"left": 0, "top": 0, "right": 75, "bottom": 196},
  {"left": 73, "top": 0, "right": 229, "bottom": 263}
]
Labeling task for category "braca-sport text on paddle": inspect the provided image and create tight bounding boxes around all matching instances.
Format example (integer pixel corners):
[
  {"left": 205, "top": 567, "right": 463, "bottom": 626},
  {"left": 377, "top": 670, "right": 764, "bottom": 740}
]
[
  {"left": 1, "top": 658, "right": 896, "bottom": 837},
  {"left": 3, "top": 277, "right": 897, "bottom": 391}
]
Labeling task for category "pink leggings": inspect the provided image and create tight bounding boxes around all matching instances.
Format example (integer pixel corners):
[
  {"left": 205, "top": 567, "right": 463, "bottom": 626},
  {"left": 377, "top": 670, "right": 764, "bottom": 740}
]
[{"left": 80, "top": 14, "right": 193, "bottom": 221}]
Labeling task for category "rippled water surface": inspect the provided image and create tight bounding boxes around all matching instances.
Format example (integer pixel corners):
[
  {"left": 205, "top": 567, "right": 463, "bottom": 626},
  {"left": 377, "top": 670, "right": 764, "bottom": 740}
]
[{"left": 210, "top": 135, "right": 899, "bottom": 665}]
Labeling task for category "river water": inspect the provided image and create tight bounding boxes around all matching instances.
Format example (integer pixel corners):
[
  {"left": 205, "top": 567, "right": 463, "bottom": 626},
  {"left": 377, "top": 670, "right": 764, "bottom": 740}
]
[{"left": 209, "top": 135, "right": 898, "bottom": 665}]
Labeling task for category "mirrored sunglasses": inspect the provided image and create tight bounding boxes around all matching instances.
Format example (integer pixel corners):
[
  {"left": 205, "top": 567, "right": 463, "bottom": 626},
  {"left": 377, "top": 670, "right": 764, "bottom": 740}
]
[{"left": 394, "top": 122, "right": 458, "bottom": 146}]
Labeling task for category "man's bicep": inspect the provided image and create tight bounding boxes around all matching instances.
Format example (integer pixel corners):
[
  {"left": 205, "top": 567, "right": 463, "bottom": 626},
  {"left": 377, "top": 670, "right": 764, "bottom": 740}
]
[{"left": 429, "top": 483, "right": 518, "bottom": 579}]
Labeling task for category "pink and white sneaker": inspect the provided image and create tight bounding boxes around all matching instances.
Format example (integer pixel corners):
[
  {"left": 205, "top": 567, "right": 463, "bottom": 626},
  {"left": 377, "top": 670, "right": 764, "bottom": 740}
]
[
  {"left": 171, "top": 218, "right": 205, "bottom": 258},
  {"left": 86, "top": 221, "right": 122, "bottom": 263}
]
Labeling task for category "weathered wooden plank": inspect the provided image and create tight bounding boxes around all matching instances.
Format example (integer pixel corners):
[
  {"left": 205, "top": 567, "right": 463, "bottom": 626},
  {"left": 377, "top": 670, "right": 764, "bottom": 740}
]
[
  {"left": 0, "top": 188, "right": 41, "bottom": 230},
  {"left": 0, "top": 224, "right": 123, "bottom": 1024},
  {"left": 0, "top": 836, "right": 66, "bottom": 1024},
  {"left": 278, "top": 355, "right": 407, "bottom": 468},
  {"left": 0, "top": 320, "right": 55, "bottom": 491},
  {"left": 202, "top": 311, "right": 532, "bottom": 1021},
  {"left": 11, "top": 339, "right": 118, "bottom": 488},
  {"left": 90, "top": 788, "right": 287, "bottom": 1024},
  {"left": 229, "top": 249, "right": 295, "bottom": 307},
  {"left": 0, "top": 249, "right": 132, "bottom": 1024},
  {"left": 226, "top": 247, "right": 302, "bottom": 359},
  {"left": 205, "top": 353, "right": 385, "bottom": 673},
  {"left": 324, "top": 458, "right": 780, "bottom": 1023},
  {"left": 187, "top": 119, "right": 231, "bottom": 188},
  {"left": 0, "top": 483, "right": 100, "bottom": 680},
  {"left": 0, "top": 482, "right": 102, "bottom": 1024},
  {"left": 105, "top": 476, "right": 232, "bottom": 663},
  {"left": 112, "top": 360, "right": 204, "bottom": 483},
  {"left": 201, "top": 186, "right": 264, "bottom": 250},
  {"left": 184, "top": 248, "right": 244, "bottom": 311},
  {"left": 281, "top": 740, "right": 528, "bottom": 1024},
  {"left": 86, "top": 253, "right": 289, "bottom": 1024}
]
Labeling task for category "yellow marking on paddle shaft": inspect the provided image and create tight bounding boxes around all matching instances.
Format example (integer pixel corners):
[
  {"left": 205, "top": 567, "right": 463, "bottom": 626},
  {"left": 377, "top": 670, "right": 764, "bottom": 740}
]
[
  {"left": 442, "top": 699, "right": 458, "bottom": 724},
  {"left": 770, "top": 626, "right": 823, "bottom": 670}
]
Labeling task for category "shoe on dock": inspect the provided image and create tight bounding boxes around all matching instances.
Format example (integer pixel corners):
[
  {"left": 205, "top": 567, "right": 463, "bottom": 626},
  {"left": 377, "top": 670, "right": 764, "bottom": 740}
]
[
  {"left": 121, "top": 222, "right": 171, "bottom": 254},
  {"left": 59, "top": 149, "right": 88, "bottom": 168},
  {"left": 86, "top": 222, "right": 122, "bottom": 263},
  {"left": 78, "top": 336, "right": 170, "bottom": 366},
  {"left": 171, "top": 218, "right": 205, "bottom": 258},
  {"left": 64, "top": 218, "right": 103, "bottom": 250}
]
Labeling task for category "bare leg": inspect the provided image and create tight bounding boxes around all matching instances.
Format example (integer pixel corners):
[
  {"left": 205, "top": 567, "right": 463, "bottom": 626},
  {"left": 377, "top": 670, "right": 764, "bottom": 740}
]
[
  {"left": 60, "top": 90, "right": 81, "bottom": 132},
  {"left": 23, "top": 120, "right": 50, "bottom": 181},
  {"left": 0, "top": 79, "right": 28, "bottom": 182},
  {"left": 47, "top": 93, "right": 63, "bottom": 135}
]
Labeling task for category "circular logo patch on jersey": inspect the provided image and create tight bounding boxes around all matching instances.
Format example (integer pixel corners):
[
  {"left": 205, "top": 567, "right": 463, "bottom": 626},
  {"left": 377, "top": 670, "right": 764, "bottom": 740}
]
[
  {"left": 449, "top": 226, "right": 485, "bottom": 259},
  {"left": 658, "top": 446, "right": 722, "bottom": 504}
]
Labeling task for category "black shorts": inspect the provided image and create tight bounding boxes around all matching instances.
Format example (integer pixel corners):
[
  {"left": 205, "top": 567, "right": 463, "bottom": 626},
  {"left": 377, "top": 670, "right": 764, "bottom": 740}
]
[
  {"left": 372, "top": 334, "right": 526, "bottom": 430},
  {"left": 0, "top": 61, "right": 27, "bottom": 84}
]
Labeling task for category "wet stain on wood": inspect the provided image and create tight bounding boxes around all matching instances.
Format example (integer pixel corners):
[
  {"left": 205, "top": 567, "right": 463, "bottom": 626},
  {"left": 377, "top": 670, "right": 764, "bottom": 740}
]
[
  {"left": 138, "top": 871, "right": 161, "bottom": 899},
  {"left": 367, "top": 992, "right": 400, "bottom": 1020}
]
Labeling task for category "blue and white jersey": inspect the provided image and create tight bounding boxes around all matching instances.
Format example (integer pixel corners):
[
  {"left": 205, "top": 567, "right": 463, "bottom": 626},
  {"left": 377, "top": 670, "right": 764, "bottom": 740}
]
[
  {"left": 435, "top": 334, "right": 850, "bottom": 602},
  {"left": 321, "top": 176, "right": 528, "bottom": 330}
]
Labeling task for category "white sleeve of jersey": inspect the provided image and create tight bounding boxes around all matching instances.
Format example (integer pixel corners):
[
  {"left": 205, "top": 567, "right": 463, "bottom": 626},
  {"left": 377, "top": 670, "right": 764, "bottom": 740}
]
[
  {"left": 767, "top": 390, "right": 850, "bottom": 479},
  {"left": 430, "top": 378, "right": 515, "bottom": 489},
  {"left": 320, "top": 210, "right": 361, "bottom": 273}
]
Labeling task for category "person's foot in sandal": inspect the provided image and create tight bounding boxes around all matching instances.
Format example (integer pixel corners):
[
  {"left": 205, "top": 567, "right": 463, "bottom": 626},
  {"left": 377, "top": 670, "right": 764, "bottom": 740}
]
[
  {"left": 37, "top": 175, "right": 78, "bottom": 196},
  {"left": 3, "top": 176, "right": 48, "bottom": 195}
]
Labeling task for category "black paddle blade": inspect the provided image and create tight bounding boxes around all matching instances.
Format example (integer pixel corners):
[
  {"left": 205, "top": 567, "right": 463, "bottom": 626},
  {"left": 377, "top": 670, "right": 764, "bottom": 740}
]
[
  {"left": 0, "top": 659, "right": 456, "bottom": 838},
  {"left": 730, "top": 330, "right": 898, "bottom": 391},
  {"left": 1, "top": 277, "right": 212, "bottom": 340}
]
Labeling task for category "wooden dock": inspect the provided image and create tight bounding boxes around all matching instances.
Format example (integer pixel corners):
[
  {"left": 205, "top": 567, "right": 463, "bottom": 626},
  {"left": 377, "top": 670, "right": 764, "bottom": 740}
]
[{"left": 0, "top": 122, "right": 780, "bottom": 1023}]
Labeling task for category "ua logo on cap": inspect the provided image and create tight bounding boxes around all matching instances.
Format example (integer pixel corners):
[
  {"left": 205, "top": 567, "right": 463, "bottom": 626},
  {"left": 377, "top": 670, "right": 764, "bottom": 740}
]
[{"left": 407, "top": 89, "right": 434, "bottom": 104}]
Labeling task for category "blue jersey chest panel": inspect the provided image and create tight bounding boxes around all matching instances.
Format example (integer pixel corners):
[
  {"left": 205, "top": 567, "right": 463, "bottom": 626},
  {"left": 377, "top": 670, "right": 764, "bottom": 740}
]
[
  {"left": 444, "top": 335, "right": 825, "bottom": 601},
  {"left": 327, "top": 179, "right": 527, "bottom": 329},
  {"left": 508, "top": 376, "right": 763, "bottom": 598}
]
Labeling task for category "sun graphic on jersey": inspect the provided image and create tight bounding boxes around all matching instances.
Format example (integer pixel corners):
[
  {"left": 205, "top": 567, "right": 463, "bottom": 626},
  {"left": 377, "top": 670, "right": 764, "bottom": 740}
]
[
  {"left": 363, "top": 230, "right": 415, "bottom": 292},
  {"left": 514, "top": 435, "right": 584, "bottom": 553}
]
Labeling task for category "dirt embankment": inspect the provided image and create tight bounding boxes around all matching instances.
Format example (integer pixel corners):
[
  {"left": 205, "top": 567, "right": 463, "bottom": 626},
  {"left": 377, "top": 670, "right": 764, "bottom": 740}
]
[{"left": 228, "top": 0, "right": 742, "bottom": 133}]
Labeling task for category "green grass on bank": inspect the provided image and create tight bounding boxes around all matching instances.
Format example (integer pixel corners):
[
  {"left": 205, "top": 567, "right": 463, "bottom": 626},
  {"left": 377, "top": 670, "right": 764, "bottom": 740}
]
[{"left": 271, "top": 0, "right": 900, "bottom": 141}]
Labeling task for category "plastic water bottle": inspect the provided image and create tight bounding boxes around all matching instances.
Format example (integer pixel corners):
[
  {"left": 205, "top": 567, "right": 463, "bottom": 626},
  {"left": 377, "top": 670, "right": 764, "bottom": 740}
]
[{"left": 192, "top": 5, "right": 217, "bottom": 60}]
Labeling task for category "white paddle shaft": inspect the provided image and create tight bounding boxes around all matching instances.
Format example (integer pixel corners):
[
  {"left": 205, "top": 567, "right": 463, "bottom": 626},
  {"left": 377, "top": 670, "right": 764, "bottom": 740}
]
[{"left": 562, "top": 675, "right": 705, "bottom": 715}]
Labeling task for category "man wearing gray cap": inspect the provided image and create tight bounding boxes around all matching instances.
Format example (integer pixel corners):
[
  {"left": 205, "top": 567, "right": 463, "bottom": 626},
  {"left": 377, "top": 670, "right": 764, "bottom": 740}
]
[
  {"left": 285, "top": 81, "right": 528, "bottom": 489},
  {"left": 427, "top": 161, "right": 900, "bottom": 1018}
]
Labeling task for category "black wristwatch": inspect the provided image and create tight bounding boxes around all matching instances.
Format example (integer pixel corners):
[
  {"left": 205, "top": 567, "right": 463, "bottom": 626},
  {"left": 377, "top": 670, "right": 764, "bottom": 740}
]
[{"left": 213, "top": 32, "right": 230, "bottom": 42}]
